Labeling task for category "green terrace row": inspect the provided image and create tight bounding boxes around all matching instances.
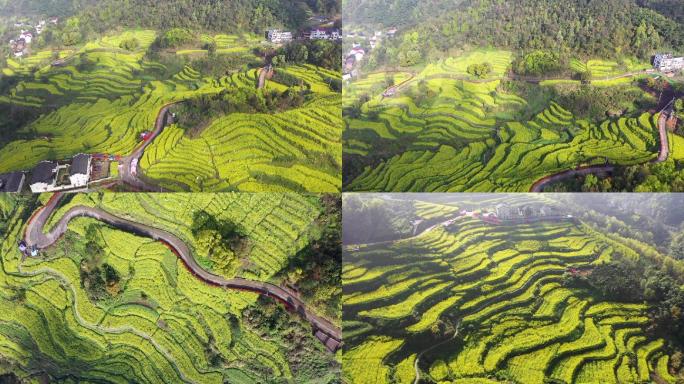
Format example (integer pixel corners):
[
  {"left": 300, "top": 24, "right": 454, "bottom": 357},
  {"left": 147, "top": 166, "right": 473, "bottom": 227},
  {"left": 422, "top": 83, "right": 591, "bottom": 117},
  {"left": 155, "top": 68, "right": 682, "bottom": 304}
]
[
  {"left": 0, "top": 194, "right": 332, "bottom": 383},
  {"left": 342, "top": 201, "right": 678, "bottom": 384},
  {"left": 42, "top": 193, "right": 321, "bottom": 280},
  {"left": 346, "top": 103, "right": 660, "bottom": 191}
]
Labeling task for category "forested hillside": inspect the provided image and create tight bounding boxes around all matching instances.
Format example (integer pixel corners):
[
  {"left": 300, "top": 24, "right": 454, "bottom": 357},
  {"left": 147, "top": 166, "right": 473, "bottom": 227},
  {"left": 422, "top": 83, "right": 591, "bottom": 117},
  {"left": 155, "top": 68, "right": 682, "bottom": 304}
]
[
  {"left": 343, "top": 0, "right": 464, "bottom": 28},
  {"left": 347, "top": 0, "right": 683, "bottom": 66},
  {"left": 3, "top": 0, "right": 340, "bottom": 33}
]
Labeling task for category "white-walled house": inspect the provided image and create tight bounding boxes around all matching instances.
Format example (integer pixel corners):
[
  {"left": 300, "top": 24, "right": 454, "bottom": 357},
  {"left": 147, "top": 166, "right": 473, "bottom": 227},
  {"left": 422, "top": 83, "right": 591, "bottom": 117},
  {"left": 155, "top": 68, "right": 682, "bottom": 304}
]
[
  {"left": 20, "top": 31, "right": 33, "bottom": 44},
  {"left": 266, "top": 29, "right": 293, "bottom": 44},
  {"left": 29, "top": 161, "right": 58, "bottom": 193},
  {"left": 69, "top": 153, "right": 91, "bottom": 187},
  {"left": 654, "top": 53, "right": 684, "bottom": 73}
]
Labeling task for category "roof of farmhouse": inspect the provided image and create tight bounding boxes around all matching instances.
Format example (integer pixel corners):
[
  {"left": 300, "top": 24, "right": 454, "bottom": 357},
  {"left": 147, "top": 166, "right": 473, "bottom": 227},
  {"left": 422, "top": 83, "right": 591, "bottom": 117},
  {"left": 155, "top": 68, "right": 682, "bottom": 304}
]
[
  {"left": 29, "top": 161, "right": 57, "bottom": 185},
  {"left": 70, "top": 153, "right": 90, "bottom": 176},
  {"left": 0, "top": 172, "right": 24, "bottom": 192}
]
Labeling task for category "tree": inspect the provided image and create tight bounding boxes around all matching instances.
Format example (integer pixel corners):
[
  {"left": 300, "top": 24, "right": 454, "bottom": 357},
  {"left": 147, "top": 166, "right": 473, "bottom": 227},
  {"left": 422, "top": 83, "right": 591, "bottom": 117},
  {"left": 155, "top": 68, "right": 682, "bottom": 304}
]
[
  {"left": 467, "top": 63, "right": 493, "bottom": 79},
  {"left": 675, "top": 98, "right": 684, "bottom": 120},
  {"left": 272, "top": 54, "right": 286, "bottom": 66},
  {"left": 60, "top": 17, "right": 82, "bottom": 46},
  {"left": 582, "top": 174, "right": 599, "bottom": 192},
  {"left": 578, "top": 70, "right": 592, "bottom": 82},
  {"left": 160, "top": 28, "right": 194, "bottom": 48},
  {"left": 204, "top": 41, "right": 217, "bottom": 56},
  {"left": 669, "top": 232, "right": 684, "bottom": 260},
  {"left": 515, "top": 50, "right": 560, "bottom": 76},
  {"left": 119, "top": 38, "right": 140, "bottom": 51}
]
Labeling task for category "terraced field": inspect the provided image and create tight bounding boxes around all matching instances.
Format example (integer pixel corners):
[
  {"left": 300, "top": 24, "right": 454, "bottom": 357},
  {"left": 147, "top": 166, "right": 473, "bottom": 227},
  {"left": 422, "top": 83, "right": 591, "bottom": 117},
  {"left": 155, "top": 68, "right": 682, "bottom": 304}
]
[
  {"left": 0, "top": 193, "right": 340, "bottom": 382},
  {"left": 342, "top": 198, "right": 683, "bottom": 384},
  {"left": 343, "top": 50, "right": 669, "bottom": 192},
  {"left": 0, "top": 31, "right": 341, "bottom": 192},
  {"left": 569, "top": 58, "right": 650, "bottom": 79},
  {"left": 178, "top": 33, "right": 261, "bottom": 56},
  {"left": 140, "top": 65, "right": 342, "bottom": 192}
]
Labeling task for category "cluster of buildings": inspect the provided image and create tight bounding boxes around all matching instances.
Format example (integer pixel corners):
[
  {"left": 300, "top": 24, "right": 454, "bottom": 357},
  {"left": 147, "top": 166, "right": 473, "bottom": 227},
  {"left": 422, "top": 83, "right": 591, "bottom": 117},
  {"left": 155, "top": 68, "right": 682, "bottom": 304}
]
[
  {"left": 8, "top": 17, "right": 58, "bottom": 58},
  {"left": 0, "top": 153, "right": 92, "bottom": 193},
  {"left": 494, "top": 203, "right": 565, "bottom": 220},
  {"left": 653, "top": 53, "right": 684, "bottom": 74},
  {"left": 344, "top": 27, "right": 398, "bottom": 81},
  {"left": 265, "top": 27, "right": 342, "bottom": 44}
]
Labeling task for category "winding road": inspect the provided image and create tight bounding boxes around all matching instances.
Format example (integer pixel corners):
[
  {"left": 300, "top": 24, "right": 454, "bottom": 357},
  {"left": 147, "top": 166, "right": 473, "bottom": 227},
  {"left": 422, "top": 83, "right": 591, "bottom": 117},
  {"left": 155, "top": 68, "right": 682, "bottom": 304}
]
[
  {"left": 529, "top": 97, "right": 676, "bottom": 192},
  {"left": 116, "top": 64, "right": 273, "bottom": 192},
  {"left": 23, "top": 193, "right": 342, "bottom": 352},
  {"left": 118, "top": 102, "right": 180, "bottom": 192}
]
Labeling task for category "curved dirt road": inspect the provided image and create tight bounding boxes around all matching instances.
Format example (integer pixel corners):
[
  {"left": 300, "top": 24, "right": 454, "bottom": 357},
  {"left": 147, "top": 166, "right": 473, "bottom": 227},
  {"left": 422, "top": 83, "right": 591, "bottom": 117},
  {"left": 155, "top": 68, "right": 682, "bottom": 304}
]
[
  {"left": 24, "top": 193, "right": 341, "bottom": 351},
  {"left": 529, "top": 165, "right": 615, "bottom": 192},
  {"left": 119, "top": 102, "right": 181, "bottom": 192},
  {"left": 530, "top": 98, "right": 675, "bottom": 192}
]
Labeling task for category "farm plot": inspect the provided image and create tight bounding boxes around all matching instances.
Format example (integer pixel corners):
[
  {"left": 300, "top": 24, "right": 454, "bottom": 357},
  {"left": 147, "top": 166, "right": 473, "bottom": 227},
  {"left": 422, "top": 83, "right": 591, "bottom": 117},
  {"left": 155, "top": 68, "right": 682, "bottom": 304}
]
[
  {"left": 0, "top": 193, "right": 338, "bottom": 383},
  {"left": 343, "top": 199, "right": 680, "bottom": 384},
  {"left": 346, "top": 101, "right": 660, "bottom": 191},
  {"left": 343, "top": 50, "right": 670, "bottom": 192},
  {"left": 0, "top": 31, "right": 227, "bottom": 173},
  {"left": 140, "top": 65, "right": 342, "bottom": 193},
  {"left": 41, "top": 193, "right": 324, "bottom": 282}
]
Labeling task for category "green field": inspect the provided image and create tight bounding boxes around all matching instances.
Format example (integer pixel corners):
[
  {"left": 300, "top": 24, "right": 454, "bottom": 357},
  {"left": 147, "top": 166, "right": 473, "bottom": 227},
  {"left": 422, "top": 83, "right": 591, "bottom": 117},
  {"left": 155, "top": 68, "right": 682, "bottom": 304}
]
[
  {"left": 140, "top": 65, "right": 342, "bottom": 192},
  {"left": 343, "top": 50, "right": 671, "bottom": 192},
  {"left": 0, "top": 30, "right": 342, "bottom": 192},
  {"left": 0, "top": 193, "right": 340, "bottom": 382},
  {"left": 342, "top": 196, "right": 684, "bottom": 384}
]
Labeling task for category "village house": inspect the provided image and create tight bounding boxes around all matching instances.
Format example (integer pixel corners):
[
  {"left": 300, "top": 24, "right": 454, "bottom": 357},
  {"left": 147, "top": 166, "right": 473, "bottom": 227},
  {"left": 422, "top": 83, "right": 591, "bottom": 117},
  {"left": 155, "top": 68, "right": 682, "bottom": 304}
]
[
  {"left": 495, "top": 204, "right": 515, "bottom": 220},
  {"left": 20, "top": 31, "right": 33, "bottom": 44},
  {"left": 387, "top": 27, "right": 398, "bottom": 38},
  {"left": 654, "top": 53, "right": 684, "bottom": 73},
  {"left": 0, "top": 172, "right": 25, "bottom": 193},
  {"left": 29, "top": 161, "right": 58, "bottom": 193},
  {"left": 344, "top": 55, "right": 356, "bottom": 73},
  {"left": 369, "top": 36, "right": 378, "bottom": 49},
  {"left": 49, "top": 17, "right": 59, "bottom": 24},
  {"left": 266, "top": 29, "right": 293, "bottom": 44},
  {"left": 11, "top": 38, "right": 26, "bottom": 57},
  {"left": 350, "top": 47, "right": 365, "bottom": 62},
  {"left": 307, "top": 28, "right": 342, "bottom": 40},
  {"left": 35, "top": 20, "right": 46, "bottom": 34},
  {"left": 69, "top": 154, "right": 92, "bottom": 187}
]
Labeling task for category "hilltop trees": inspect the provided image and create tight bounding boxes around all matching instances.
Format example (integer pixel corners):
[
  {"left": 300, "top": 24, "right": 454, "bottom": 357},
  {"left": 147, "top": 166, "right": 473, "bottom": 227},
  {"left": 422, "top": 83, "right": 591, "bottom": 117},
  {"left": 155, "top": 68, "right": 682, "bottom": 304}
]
[
  {"left": 514, "top": 50, "right": 561, "bottom": 76},
  {"left": 60, "top": 17, "right": 82, "bottom": 46},
  {"left": 159, "top": 28, "right": 195, "bottom": 48},
  {"left": 355, "top": 0, "right": 684, "bottom": 67}
]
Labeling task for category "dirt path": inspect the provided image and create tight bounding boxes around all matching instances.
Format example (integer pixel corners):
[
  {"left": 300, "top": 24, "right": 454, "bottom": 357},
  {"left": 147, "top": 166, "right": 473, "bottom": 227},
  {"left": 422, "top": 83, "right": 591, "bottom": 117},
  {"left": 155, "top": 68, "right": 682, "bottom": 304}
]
[
  {"left": 23, "top": 193, "right": 342, "bottom": 352},
  {"left": 413, "top": 321, "right": 461, "bottom": 384},
  {"left": 529, "top": 165, "right": 615, "bottom": 192},
  {"left": 257, "top": 66, "right": 268, "bottom": 89}
]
